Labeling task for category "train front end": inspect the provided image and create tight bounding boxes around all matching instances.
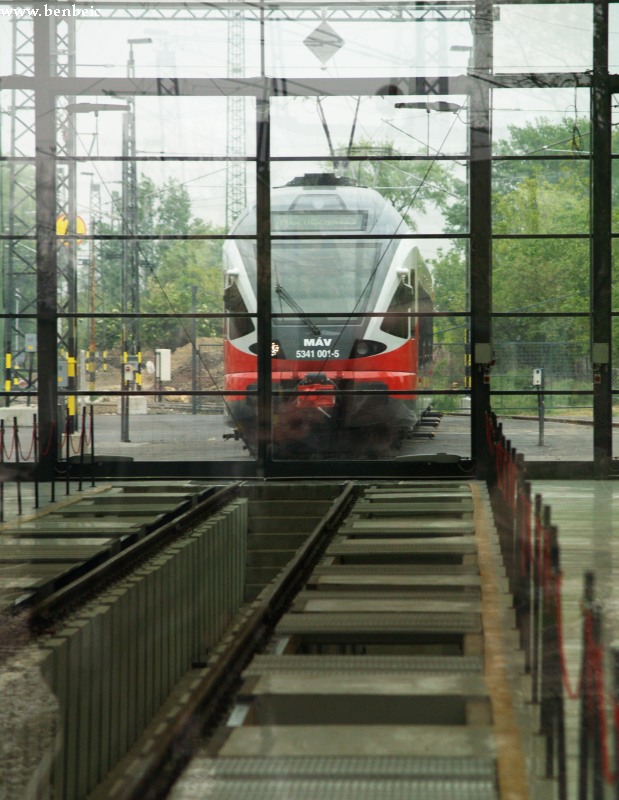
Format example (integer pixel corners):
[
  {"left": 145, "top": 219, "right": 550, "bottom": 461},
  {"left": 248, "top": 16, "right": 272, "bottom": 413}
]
[{"left": 223, "top": 174, "right": 432, "bottom": 458}]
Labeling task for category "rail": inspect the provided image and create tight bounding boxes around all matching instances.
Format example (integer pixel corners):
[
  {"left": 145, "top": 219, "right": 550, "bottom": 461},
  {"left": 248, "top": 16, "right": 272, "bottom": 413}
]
[
  {"left": 121, "top": 480, "right": 357, "bottom": 800},
  {"left": 486, "top": 411, "right": 619, "bottom": 800},
  {"left": 30, "top": 482, "right": 241, "bottom": 628}
]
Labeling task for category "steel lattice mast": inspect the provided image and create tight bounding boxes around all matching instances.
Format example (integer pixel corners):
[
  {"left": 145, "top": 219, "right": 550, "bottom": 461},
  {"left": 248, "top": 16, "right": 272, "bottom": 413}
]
[
  {"left": 4, "top": 18, "right": 37, "bottom": 404},
  {"left": 226, "top": 6, "right": 247, "bottom": 230},
  {"left": 54, "top": 16, "right": 79, "bottom": 432}
]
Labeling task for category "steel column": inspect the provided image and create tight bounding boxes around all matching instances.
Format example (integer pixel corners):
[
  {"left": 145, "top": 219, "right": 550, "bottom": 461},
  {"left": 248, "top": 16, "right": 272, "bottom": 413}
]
[
  {"left": 470, "top": 0, "right": 493, "bottom": 479},
  {"left": 590, "top": 0, "right": 612, "bottom": 476},
  {"left": 34, "top": 12, "right": 59, "bottom": 478},
  {"left": 256, "top": 94, "right": 272, "bottom": 473}
]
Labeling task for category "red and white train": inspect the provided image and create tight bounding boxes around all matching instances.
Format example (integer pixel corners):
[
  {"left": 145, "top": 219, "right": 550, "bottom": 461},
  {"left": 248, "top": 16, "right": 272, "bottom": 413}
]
[{"left": 223, "top": 173, "right": 433, "bottom": 458}]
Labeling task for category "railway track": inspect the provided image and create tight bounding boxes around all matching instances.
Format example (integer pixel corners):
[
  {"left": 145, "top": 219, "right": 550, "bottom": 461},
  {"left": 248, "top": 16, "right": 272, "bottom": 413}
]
[
  {"left": 82, "top": 480, "right": 529, "bottom": 800},
  {"left": 0, "top": 481, "right": 238, "bottom": 623},
  {"left": 1, "top": 481, "right": 252, "bottom": 800}
]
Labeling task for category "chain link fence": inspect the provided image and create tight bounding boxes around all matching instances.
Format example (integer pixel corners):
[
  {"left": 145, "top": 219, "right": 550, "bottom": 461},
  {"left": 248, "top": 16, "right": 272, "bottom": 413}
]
[
  {"left": 491, "top": 340, "right": 591, "bottom": 415},
  {"left": 433, "top": 340, "right": 593, "bottom": 415}
]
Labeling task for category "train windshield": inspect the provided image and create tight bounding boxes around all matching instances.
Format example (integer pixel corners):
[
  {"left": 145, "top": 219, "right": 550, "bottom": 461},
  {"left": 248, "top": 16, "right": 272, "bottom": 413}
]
[{"left": 271, "top": 241, "right": 382, "bottom": 314}]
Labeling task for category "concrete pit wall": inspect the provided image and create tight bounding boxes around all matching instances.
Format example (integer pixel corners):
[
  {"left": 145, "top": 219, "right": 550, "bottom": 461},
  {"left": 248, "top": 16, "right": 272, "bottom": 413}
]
[{"left": 0, "top": 499, "right": 247, "bottom": 800}]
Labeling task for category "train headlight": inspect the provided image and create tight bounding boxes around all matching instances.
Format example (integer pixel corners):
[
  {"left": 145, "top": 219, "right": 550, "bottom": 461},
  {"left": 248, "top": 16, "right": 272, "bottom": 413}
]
[
  {"left": 350, "top": 340, "right": 387, "bottom": 359},
  {"left": 249, "top": 340, "right": 285, "bottom": 358}
]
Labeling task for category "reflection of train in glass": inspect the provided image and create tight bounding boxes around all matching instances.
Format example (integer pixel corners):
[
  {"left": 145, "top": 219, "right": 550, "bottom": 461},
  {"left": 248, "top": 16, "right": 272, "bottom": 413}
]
[{"left": 223, "top": 173, "right": 434, "bottom": 458}]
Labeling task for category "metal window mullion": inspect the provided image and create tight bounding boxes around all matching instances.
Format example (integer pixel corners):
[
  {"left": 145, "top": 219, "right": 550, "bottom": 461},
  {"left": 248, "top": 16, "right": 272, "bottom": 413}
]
[{"left": 256, "top": 96, "right": 272, "bottom": 473}]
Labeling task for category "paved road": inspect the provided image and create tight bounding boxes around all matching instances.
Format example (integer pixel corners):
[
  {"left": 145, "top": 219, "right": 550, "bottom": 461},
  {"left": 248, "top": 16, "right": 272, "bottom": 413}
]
[
  {"left": 92, "top": 412, "right": 250, "bottom": 462},
  {"left": 88, "top": 411, "right": 597, "bottom": 464},
  {"left": 490, "top": 415, "right": 595, "bottom": 463}
]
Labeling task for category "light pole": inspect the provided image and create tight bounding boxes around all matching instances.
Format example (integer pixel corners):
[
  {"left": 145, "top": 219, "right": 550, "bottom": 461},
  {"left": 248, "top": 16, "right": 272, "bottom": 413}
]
[
  {"left": 65, "top": 103, "right": 128, "bottom": 426},
  {"left": 121, "top": 38, "right": 151, "bottom": 443},
  {"left": 80, "top": 171, "right": 101, "bottom": 394}
]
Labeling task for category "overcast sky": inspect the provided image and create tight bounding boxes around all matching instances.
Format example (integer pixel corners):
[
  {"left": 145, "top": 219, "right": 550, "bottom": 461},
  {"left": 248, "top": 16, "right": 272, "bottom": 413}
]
[{"left": 0, "top": 2, "right": 613, "bottom": 230}]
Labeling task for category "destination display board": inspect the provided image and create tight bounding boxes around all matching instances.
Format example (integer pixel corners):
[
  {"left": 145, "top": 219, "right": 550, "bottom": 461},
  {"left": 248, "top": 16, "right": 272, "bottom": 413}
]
[{"left": 271, "top": 210, "right": 368, "bottom": 232}]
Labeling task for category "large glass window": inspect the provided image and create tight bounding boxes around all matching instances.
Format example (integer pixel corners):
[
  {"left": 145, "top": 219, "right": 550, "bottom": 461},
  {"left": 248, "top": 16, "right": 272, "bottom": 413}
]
[
  {"left": 265, "top": 14, "right": 472, "bottom": 78},
  {"left": 47, "top": 89, "right": 258, "bottom": 462},
  {"left": 0, "top": 2, "right": 611, "bottom": 476},
  {"left": 608, "top": 4, "right": 619, "bottom": 73},
  {"left": 266, "top": 90, "right": 471, "bottom": 462},
  {"left": 72, "top": 16, "right": 262, "bottom": 79},
  {"left": 272, "top": 241, "right": 383, "bottom": 314},
  {"left": 491, "top": 86, "right": 592, "bottom": 462},
  {"left": 494, "top": 4, "right": 592, "bottom": 73}
]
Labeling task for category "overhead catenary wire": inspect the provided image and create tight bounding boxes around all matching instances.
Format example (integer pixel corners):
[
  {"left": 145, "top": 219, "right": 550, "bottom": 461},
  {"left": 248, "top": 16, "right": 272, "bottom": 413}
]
[{"left": 305, "top": 102, "right": 466, "bottom": 382}]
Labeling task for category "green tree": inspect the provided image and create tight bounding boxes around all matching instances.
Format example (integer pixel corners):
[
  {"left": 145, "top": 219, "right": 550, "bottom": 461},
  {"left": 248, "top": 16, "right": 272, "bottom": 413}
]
[
  {"left": 431, "top": 117, "right": 593, "bottom": 326},
  {"left": 93, "top": 176, "right": 222, "bottom": 353},
  {"left": 140, "top": 219, "right": 224, "bottom": 350},
  {"left": 136, "top": 176, "right": 193, "bottom": 284},
  {"left": 493, "top": 116, "right": 591, "bottom": 193},
  {"left": 491, "top": 128, "right": 590, "bottom": 350},
  {"left": 0, "top": 162, "right": 39, "bottom": 360},
  {"left": 428, "top": 116, "right": 597, "bottom": 408},
  {"left": 337, "top": 140, "right": 467, "bottom": 231}
]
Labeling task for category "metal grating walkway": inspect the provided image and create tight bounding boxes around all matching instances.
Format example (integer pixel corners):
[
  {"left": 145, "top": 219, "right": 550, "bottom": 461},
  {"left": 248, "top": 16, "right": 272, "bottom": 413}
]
[{"left": 170, "top": 481, "right": 529, "bottom": 800}]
